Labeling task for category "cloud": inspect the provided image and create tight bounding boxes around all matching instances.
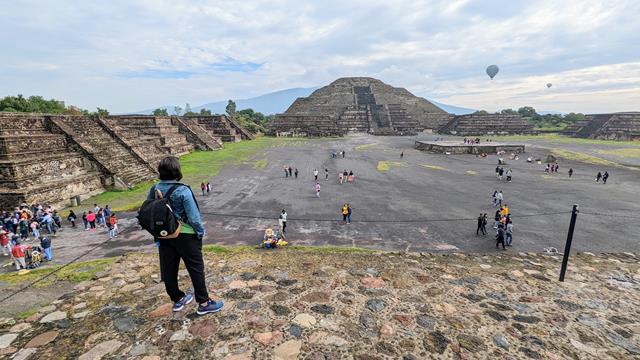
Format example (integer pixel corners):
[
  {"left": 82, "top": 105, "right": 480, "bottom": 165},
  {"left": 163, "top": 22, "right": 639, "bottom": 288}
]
[{"left": 0, "top": 0, "right": 638, "bottom": 113}]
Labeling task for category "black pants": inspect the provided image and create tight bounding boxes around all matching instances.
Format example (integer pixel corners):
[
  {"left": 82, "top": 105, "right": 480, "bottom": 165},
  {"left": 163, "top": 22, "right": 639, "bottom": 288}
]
[
  {"left": 282, "top": 221, "right": 287, "bottom": 233},
  {"left": 477, "top": 225, "right": 486, "bottom": 235},
  {"left": 158, "top": 233, "right": 209, "bottom": 304},
  {"left": 496, "top": 238, "right": 505, "bottom": 249}
]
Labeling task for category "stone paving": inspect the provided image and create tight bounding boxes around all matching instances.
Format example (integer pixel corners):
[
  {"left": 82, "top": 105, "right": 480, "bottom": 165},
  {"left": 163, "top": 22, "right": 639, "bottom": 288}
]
[{"left": 1, "top": 249, "right": 639, "bottom": 359}]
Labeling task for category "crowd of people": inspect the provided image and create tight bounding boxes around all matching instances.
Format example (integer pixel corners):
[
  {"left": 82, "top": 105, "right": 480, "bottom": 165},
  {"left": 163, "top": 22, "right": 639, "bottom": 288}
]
[
  {"left": 494, "top": 166, "right": 512, "bottom": 182},
  {"left": 80, "top": 204, "right": 119, "bottom": 238}
]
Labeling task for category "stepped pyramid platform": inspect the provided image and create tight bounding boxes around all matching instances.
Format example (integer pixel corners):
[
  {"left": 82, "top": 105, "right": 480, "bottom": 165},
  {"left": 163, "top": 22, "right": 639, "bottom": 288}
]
[
  {"left": 415, "top": 140, "right": 525, "bottom": 155},
  {"left": 0, "top": 114, "right": 105, "bottom": 209},
  {"left": 437, "top": 114, "right": 537, "bottom": 136},
  {"left": 268, "top": 77, "right": 447, "bottom": 137},
  {"left": 563, "top": 112, "right": 640, "bottom": 141}
]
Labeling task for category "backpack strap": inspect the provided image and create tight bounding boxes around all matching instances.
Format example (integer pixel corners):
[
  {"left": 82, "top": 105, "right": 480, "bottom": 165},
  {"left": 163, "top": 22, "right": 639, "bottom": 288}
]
[{"left": 161, "top": 183, "right": 200, "bottom": 223}]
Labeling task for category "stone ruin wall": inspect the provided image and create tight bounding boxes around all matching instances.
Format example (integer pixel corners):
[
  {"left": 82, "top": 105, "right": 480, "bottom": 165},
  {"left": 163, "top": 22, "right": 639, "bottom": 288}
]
[
  {"left": 437, "top": 114, "right": 538, "bottom": 136},
  {"left": 567, "top": 113, "right": 640, "bottom": 141},
  {"left": 0, "top": 113, "right": 253, "bottom": 210}
]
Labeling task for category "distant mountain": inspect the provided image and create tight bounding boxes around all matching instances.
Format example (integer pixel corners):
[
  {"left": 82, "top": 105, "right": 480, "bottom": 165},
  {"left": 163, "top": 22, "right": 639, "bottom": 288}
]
[
  {"left": 131, "top": 87, "right": 477, "bottom": 116},
  {"left": 538, "top": 110, "right": 565, "bottom": 115},
  {"left": 430, "top": 100, "right": 476, "bottom": 115}
]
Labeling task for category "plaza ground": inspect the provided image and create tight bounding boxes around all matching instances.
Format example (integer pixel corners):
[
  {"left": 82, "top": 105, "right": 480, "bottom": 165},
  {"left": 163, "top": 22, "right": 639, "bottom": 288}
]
[{"left": 12, "top": 133, "right": 639, "bottom": 268}]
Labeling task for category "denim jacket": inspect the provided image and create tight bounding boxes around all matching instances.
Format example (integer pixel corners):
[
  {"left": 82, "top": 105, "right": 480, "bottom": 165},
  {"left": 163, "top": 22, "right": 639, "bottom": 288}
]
[{"left": 147, "top": 180, "right": 205, "bottom": 238}]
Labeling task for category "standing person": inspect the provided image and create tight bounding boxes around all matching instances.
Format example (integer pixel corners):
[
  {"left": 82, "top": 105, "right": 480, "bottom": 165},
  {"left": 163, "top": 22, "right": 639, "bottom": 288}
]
[
  {"left": 200, "top": 182, "right": 206, "bottom": 196},
  {"left": 498, "top": 167, "right": 504, "bottom": 181},
  {"left": 506, "top": 168, "right": 512, "bottom": 182},
  {"left": 313, "top": 169, "right": 319, "bottom": 181},
  {"left": 314, "top": 182, "right": 321, "bottom": 197},
  {"left": 108, "top": 213, "right": 118, "bottom": 239},
  {"left": 67, "top": 210, "right": 77, "bottom": 228},
  {"left": 103, "top": 206, "right": 111, "bottom": 223},
  {"left": 40, "top": 236, "right": 52, "bottom": 261},
  {"left": 288, "top": 166, "right": 293, "bottom": 177},
  {"left": 325, "top": 168, "right": 329, "bottom": 181},
  {"left": 492, "top": 190, "right": 498, "bottom": 206},
  {"left": 568, "top": 168, "right": 573, "bottom": 178},
  {"left": 280, "top": 209, "right": 287, "bottom": 234},
  {"left": 0, "top": 230, "right": 10, "bottom": 256},
  {"left": 482, "top": 213, "right": 488, "bottom": 236},
  {"left": 348, "top": 171, "right": 354, "bottom": 183},
  {"left": 86, "top": 211, "right": 96, "bottom": 231},
  {"left": 400, "top": 152, "right": 404, "bottom": 159},
  {"left": 294, "top": 168, "right": 298, "bottom": 179},
  {"left": 544, "top": 164, "right": 550, "bottom": 173},
  {"left": 284, "top": 166, "right": 289, "bottom": 178},
  {"left": 339, "top": 172, "right": 344, "bottom": 184},
  {"left": 341, "top": 204, "right": 348, "bottom": 224},
  {"left": 18, "top": 218, "right": 28, "bottom": 240},
  {"left": 495, "top": 224, "right": 506, "bottom": 250},
  {"left": 496, "top": 191, "right": 504, "bottom": 207},
  {"left": 495, "top": 165, "right": 500, "bottom": 178},
  {"left": 82, "top": 211, "right": 88, "bottom": 230},
  {"left": 342, "top": 150, "right": 346, "bottom": 158},
  {"left": 11, "top": 243, "right": 26, "bottom": 270},
  {"left": 98, "top": 208, "right": 106, "bottom": 228},
  {"left": 146, "top": 156, "right": 223, "bottom": 315},
  {"left": 603, "top": 171, "right": 609, "bottom": 184},
  {"left": 505, "top": 220, "right": 514, "bottom": 247},
  {"left": 206, "top": 182, "right": 211, "bottom": 195},
  {"left": 596, "top": 171, "right": 602, "bottom": 183},
  {"left": 476, "top": 214, "right": 485, "bottom": 236},
  {"left": 30, "top": 219, "right": 40, "bottom": 239},
  {"left": 494, "top": 209, "right": 501, "bottom": 229},
  {"left": 346, "top": 204, "right": 352, "bottom": 224}
]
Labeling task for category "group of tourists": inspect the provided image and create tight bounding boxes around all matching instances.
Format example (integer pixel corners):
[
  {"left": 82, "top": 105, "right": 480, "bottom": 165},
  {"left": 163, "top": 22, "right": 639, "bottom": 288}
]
[
  {"left": 595, "top": 171, "right": 610, "bottom": 184},
  {"left": 463, "top": 137, "right": 482, "bottom": 145},
  {"left": 545, "top": 163, "right": 560, "bottom": 173},
  {"left": 494, "top": 166, "right": 512, "bottom": 182},
  {"left": 483, "top": 191, "right": 514, "bottom": 250},
  {"left": 0, "top": 204, "right": 55, "bottom": 270},
  {"left": 284, "top": 166, "right": 299, "bottom": 179},
  {"left": 80, "top": 204, "right": 119, "bottom": 239},
  {"left": 338, "top": 170, "right": 355, "bottom": 184},
  {"left": 199, "top": 182, "right": 212, "bottom": 196},
  {"left": 331, "top": 150, "right": 347, "bottom": 158}
]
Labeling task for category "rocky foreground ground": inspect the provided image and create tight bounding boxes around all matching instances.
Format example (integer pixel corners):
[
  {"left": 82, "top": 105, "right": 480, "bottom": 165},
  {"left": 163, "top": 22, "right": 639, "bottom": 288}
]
[{"left": 1, "top": 249, "right": 639, "bottom": 359}]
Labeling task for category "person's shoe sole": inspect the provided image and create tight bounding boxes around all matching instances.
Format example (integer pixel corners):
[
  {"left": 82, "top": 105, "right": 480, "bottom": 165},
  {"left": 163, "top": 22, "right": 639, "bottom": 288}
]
[
  {"left": 173, "top": 295, "right": 194, "bottom": 312},
  {"left": 196, "top": 306, "right": 224, "bottom": 316}
]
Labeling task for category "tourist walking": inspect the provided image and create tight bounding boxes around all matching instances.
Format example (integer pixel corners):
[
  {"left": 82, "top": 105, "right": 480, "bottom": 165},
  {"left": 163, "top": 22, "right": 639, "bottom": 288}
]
[
  {"left": 87, "top": 211, "right": 96, "bottom": 230},
  {"left": 206, "top": 182, "right": 211, "bottom": 195},
  {"left": 400, "top": 152, "right": 404, "bottom": 159},
  {"left": 495, "top": 165, "right": 500, "bottom": 178},
  {"left": 498, "top": 167, "right": 504, "bottom": 181},
  {"left": 496, "top": 191, "right": 503, "bottom": 207},
  {"left": 108, "top": 213, "right": 118, "bottom": 239},
  {"left": 294, "top": 168, "right": 298, "bottom": 179},
  {"left": 325, "top": 168, "right": 329, "bottom": 180},
  {"left": 339, "top": 172, "right": 344, "bottom": 184},
  {"left": 476, "top": 214, "right": 485, "bottom": 236},
  {"left": 279, "top": 209, "right": 287, "bottom": 233},
  {"left": 67, "top": 210, "right": 77, "bottom": 228},
  {"left": 342, "top": 150, "right": 346, "bottom": 158},
  {"left": 506, "top": 168, "right": 512, "bottom": 182},
  {"left": 313, "top": 169, "right": 319, "bottom": 181},
  {"left": 0, "top": 230, "right": 10, "bottom": 256},
  {"left": 284, "top": 166, "right": 289, "bottom": 178},
  {"left": 146, "top": 156, "right": 224, "bottom": 315},
  {"left": 496, "top": 224, "right": 506, "bottom": 250},
  {"left": 82, "top": 211, "right": 88, "bottom": 230},
  {"left": 482, "top": 213, "right": 488, "bottom": 235},
  {"left": 568, "top": 168, "right": 573, "bottom": 178},
  {"left": 346, "top": 204, "right": 352, "bottom": 224},
  {"left": 315, "top": 182, "right": 321, "bottom": 197},
  {"left": 505, "top": 220, "right": 513, "bottom": 246},
  {"left": 200, "top": 182, "right": 206, "bottom": 196},
  {"left": 603, "top": 171, "right": 609, "bottom": 184},
  {"left": 288, "top": 166, "right": 293, "bottom": 177},
  {"left": 595, "top": 171, "right": 602, "bottom": 183},
  {"left": 30, "top": 220, "right": 40, "bottom": 239},
  {"left": 11, "top": 243, "right": 26, "bottom": 270},
  {"left": 492, "top": 190, "right": 498, "bottom": 206},
  {"left": 40, "top": 236, "right": 52, "bottom": 261},
  {"left": 341, "top": 204, "right": 348, "bottom": 224}
]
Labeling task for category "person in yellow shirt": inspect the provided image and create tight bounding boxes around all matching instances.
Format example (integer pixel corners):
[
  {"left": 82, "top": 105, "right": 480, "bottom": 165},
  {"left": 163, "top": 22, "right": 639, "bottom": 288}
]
[{"left": 342, "top": 205, "right": 349, "bottom": 224}]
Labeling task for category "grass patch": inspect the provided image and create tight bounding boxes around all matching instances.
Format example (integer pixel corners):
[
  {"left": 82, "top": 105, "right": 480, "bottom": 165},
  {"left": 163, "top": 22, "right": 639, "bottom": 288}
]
[
  {"left": 550, "top": 149, "right": 618, "bottom": 166},
  {"left": 596, "top": 148, "right": 640, "bottom": 159},
  {"left": 376, "top": 161, "right": 406, "bottom": 172},
  {"left": 355, "top": 143, "right": 380, "bottom": 151},
  {"left": 421, "top": 164, "right": 449, "bottom": 171},
  {"left": 16, "top": 308, "right": 38, "bottom": 319},
  {"left": 0, "top": 257, "right": 118, "bottom": 286},
  {"left": 252, "top": 159, "right": 268, "bottom": 170},
  {"left": 70, "top": 137, "right": 304, "bottom": 212},
  {"left": 202, "top": 245, "right": 257, "bottom": 254}
]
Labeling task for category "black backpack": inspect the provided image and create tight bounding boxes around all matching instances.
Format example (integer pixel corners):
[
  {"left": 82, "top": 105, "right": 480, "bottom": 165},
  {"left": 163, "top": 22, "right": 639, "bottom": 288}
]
[{"left": 137, "top": 184, "right": 192, "bottom": 239}]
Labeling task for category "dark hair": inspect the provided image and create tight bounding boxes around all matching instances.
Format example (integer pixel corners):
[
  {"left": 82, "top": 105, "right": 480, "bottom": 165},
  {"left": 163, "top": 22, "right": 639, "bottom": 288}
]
[{"left": 158, "top": 156, "right": 183, "bottom": 181}]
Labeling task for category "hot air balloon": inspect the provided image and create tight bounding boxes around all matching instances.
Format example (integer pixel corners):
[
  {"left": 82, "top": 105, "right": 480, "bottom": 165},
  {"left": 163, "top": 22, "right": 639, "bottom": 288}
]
[
  {"left": 486, "top": 65, "right": 499, "bottom": 80},
  {"left": 546, "top": 83, "right": 552, "bottom": 88}
]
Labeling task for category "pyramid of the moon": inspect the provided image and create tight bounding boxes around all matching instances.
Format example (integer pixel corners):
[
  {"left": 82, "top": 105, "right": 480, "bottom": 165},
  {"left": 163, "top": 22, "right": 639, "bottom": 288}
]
[{"left": 267, "top": 77, "right": 450, "bottom": 137}]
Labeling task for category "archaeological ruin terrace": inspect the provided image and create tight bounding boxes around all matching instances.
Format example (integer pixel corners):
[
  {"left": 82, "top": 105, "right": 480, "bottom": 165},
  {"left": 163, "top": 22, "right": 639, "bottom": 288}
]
[{"left": 0, "top": 113, "right": 252, "bottom": 209}]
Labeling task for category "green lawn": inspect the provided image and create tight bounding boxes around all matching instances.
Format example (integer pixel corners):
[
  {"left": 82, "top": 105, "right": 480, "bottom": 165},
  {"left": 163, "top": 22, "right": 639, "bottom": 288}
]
[
  {"left": 70, "top": 137, "right": 306, "bottom": 213},
  {"left": 0, "top": 257, "right": 117, "bottom": 286}
]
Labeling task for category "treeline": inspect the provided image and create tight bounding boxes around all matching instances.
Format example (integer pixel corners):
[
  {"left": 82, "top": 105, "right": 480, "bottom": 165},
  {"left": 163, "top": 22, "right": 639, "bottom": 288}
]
[
  {"left": 154, "top": 100, "right": 273, "bottom": 133},
  {"left": 0, "top": 94, "right": 109, "bottom": 116},
  {"left": 472, "top": 106, "right": 585, "bottom": 129}
]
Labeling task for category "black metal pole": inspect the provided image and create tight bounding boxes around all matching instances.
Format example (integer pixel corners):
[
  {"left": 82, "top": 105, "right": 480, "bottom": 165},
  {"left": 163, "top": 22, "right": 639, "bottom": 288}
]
[{"left": 559, "top": 204, "right": 579, "bottom": 282}]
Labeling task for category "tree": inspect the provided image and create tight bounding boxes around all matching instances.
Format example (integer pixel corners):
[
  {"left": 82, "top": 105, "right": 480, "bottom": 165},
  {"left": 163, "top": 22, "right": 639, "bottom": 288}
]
[
  {"left": 517, "top": 106, "right": 537, "bottom": 118},
  {"left": 0, "top": 94, "right": 67, "bottom": 113},
  {"left": 94, "top": 107, "right": 109, "bottom": 117},
  {"left": 472, "top": 110, "right": 489, "bottom": 115},
  {"left": 173, "top": 105, "right": 183, "bottom": 116},
  {"left": 500, "top": 109, "right": 518, "bottom": 115},
  {"left": 225, "top": 100, "right": 236, "bottom": 120},
  {"left": 153, "top": 108, "right": 169, "bottom": 116},
  {"left": 199, "top": 108, "right": 212, "bottom": 116}
]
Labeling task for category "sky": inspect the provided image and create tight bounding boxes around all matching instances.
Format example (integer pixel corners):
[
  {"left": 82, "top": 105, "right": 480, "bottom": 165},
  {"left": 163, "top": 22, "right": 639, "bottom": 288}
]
[{"left": 1, "top": 0, "right": 639, "bottom": 114}]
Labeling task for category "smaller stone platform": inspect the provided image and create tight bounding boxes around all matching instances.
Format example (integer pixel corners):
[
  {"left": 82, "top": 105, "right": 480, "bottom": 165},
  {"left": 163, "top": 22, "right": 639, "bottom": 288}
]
[{"left": 415, "top": 140, "right": 525, "bottom": 155}]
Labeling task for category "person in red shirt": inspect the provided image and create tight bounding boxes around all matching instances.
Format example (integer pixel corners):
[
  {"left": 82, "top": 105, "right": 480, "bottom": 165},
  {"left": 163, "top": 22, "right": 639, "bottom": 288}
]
[
  {"left": 86, "top": 211, "right": 96, "bottom": 230},
  {"left": 0, "top": 230, "right": 10, "bottom": 256},
  {"left": 108, "top": 214, "right": 118, "bottom": 239},
  {"left": 11, "top": 243, "right": 26, "bottom": 270}
]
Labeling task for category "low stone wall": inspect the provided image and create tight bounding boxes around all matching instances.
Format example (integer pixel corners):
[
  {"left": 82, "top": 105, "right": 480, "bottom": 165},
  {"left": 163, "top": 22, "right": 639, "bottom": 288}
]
[{"left": 415, "top": 141, "right": 525, "bottom": 155}]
